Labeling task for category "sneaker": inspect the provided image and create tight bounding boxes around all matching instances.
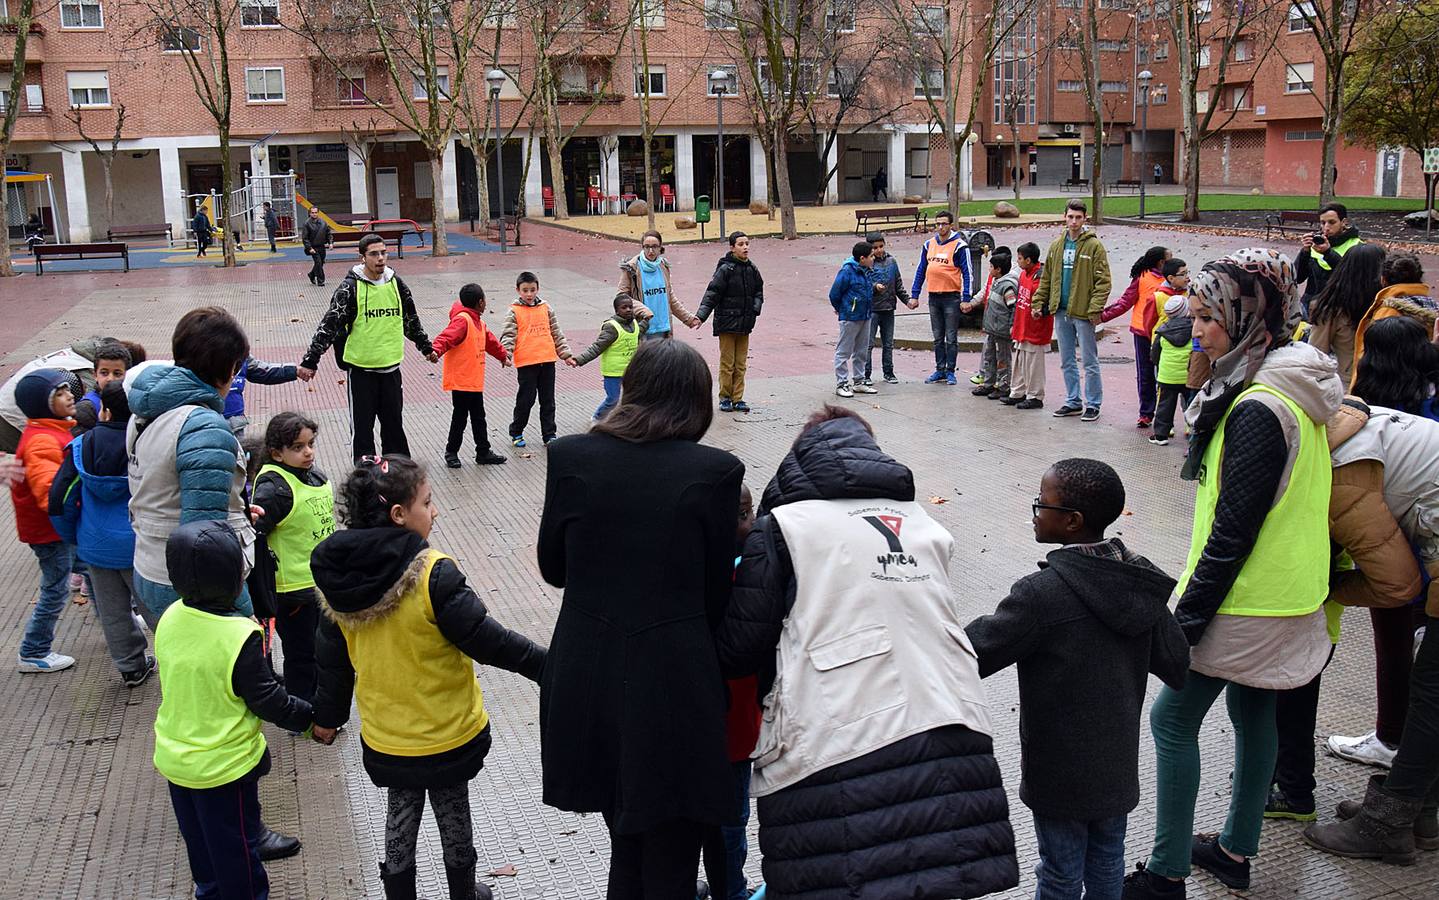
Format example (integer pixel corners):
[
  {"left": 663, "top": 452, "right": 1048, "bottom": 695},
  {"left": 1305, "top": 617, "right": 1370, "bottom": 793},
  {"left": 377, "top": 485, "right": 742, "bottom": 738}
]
[
  {"left": 971, "top": 384, "right": 993, "bottom": 396},
  {"left": 1137, "top": 415, "right": 1153, "bottom": 428},
  {"left": 17, "top": 652, "right": 76, "bottom": 673},
  {"left": 853, "top": 383, "right": 878, "bottom": 394},
  {"left": 1264, "top": 783, "right": 1317, "bottom": 821},
  {"left": 123, "top": 656, "right": 157, "bottom": 689},
  {"left": 1121, "top": 862, "right": 1186, "bottom": 898},
  {"left": 543, "top": 435, "right": 557, "bottom": 445},
  {"left": 510, "top": 434, "right": 526, "bottom": 448},
  {"left": 860, "top": 377, "right": 874, "bottom": 387},
  {"left": 969, "top": 372, "right": 985, "bottom": 385},
  {"left": 883, "top": 374, "right": 899, "bottom": 384},
  {"left": 718, "top": 398, "right": 733, "bottom": 412},
  {"left": 1081, "top": 407, "right": 1101, "bottom": 422},
  {"left": 987, "top": 388, "right": 1005, "bottom": 400},
  {"left": 1190, "top": 833, "right": 1249, "bottom": 890},
  {"left": 1017, "top": 398, "right": 1044, "bottom": 410},
  {"left": 1149, "top": 435, "right": 1170, "bottom": 446},
  {"left": 1326, "top": 730, "right": 1398, "bottom": 769},
  {"left": 945, "top": 372, "right": 958, "bottom": 386},
  {"left": 924, "top": 371, "right": 945, "bottom": 384},
  {"left": 733, "top": 401, "right": 750, "bottom": 413},
  {"left": 477, "top": 451, "right": 507, "bottom": 465},
  {"left": 69, "top": 573, "right": 84, "bottom": 593},
  {"left": 836, "top": 382, "right": 855, "bottom": 398},
  {"left": 1053, "top": 404, "right": 1082, "bottom": 417},
  {"left": 999, "top": 395, "right": 1023, "bottom": 405},
  {"left": 444, "top": 452, "right": 462, "bottom": 469}
]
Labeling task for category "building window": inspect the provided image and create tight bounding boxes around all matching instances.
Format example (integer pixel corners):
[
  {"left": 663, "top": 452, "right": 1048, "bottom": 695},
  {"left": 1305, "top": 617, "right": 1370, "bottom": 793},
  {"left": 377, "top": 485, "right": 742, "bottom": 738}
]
[
  {"left": 1100, "top": 80, "right": 1129, "bottom": 93},
  {"left": 704, "top": 0, "right": 736, "bottom": 29},
  {"left": 1056, "top": 0, "right": 1081, "bottom": 7},
  {"left": 992, "top": 5, "right": 1037, "bottom": 124},
  {"left": 0, "top": 90, "right": 8, "bottom": 113},
  {"left": 1057, "top": 80, "right": 1084, "bottom": 92},
  {"left": 60, "top": 0, "right": 103, "bottom": 28},
  {"left": 1150, "top": 83, "right": 1167, "bottom": 104},
  {"left": 1228, "top": 83, "right": 1251, "bottom": 110},
  {"left": 245, "top": 67, "right": 285, "bottom": 102},
  {"left": 916, "top": 5, "right": 944, "bottom": 33},
  {"left": 339, "top": 71, "right": 367, "bottom": 104},
  {"left": 1289, "top": 1, "right": 1315, "bottom": 30},
  {"left": 1197, "top": 46, "right": 1211, "bottom": 68},
  {"left": 1285, "top": 129, "right": 1324, "bottom": 141},
  {"left": 633, "top": 65, "right": 666, "bottom": 97},
  {"left": 559, "top": 63, "right": 591, "bottom": 97},
  {"left": 1097, "top": 39, "right": 1129, "bottom": 52},
  {"left": 241, "top": 0, "right": 279, "bottom": 25},
  {"left": 413, "top": 66, "right": 450, "bottom": 100},
  {"left": 483, "top": 0, "right": 516, "bottom": 26},
  {"left": 1196, "top": 90, "right": 1210, "bottom": 113},
  {"left": 1155, "top": 41, "right": 1169, "bottom": 60},
  {"left": 827, "top": 65, "right": 856, "bottom": 99},
  {"left": 1285, "top": 62, "right": 1315, "bottom": 93},
  {"left": 67, "top": 71, "right": 110, "bottom": 107},
  {"left": 161, "top": 25, "right": 202, "bottom": 52},
  {"left": 1233, "top": 39, "right": 1253, "bottom": 62},
  {"left": 825, "top": 0, "right": 855, "bottom": 32},
  {"left": 914, "top": 68, "right": 944, "bottom": 100},
  {"left": 1098, "top": 0, "right": 1132, "bottom": 7},
  {"left": 1196, "top": 0, "right": 1211, "bottom": 22},
  {"left": 634, "top": 0, "right": 664, "bottom": 28}
]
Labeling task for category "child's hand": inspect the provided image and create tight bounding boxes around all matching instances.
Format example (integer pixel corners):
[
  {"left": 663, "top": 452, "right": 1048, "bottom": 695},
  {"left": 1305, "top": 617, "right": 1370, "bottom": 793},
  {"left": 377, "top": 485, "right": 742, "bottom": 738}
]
[
  {"left": 502, "top": 357, "right": 512, "bottom": 368},
  {"left": 248, "top": 504, "right": 265, "bottom": 524},
  {"left": 563, "top": 357, "right": 579, "bottom": 368},
  {"left": 907, "top": 300, "right": 919, "bottom": 310},
  {"left": 426, "top": 351, "right": 439, "bottom": 363},
  {"left": 960, "top": 302, "right": 973, "bottom": 314},
  {"left": 311, "top": 725, "right": 337, "bottom": 745}
]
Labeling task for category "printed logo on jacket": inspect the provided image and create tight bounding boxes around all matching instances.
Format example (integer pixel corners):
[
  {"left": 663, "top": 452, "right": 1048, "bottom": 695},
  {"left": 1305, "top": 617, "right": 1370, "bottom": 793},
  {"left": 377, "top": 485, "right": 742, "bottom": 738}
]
[{"left": 857, "top": 506, "right": 930, "bottom": 581}]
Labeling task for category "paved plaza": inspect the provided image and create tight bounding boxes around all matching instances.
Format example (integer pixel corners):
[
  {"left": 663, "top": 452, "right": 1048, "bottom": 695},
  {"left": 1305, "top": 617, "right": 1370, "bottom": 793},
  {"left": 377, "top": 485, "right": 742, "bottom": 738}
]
[{"left": 1, "top": 222, "right": 1438, "bottom": 899}]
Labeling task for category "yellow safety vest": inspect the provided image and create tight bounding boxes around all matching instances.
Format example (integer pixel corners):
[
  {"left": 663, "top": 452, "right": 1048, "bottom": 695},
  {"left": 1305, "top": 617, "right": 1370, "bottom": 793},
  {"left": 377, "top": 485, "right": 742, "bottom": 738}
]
[
  {"left": 153, "top": 603, "right": 266, "bottom": 788},
  {"left": 344, "top": 277, "right": 406, "bottom": 369},
  {"left": 258, "top": 464, "right": 335, "bottom": 593},
  {"left": 1310, "top": 235, "right": 1361, "bottom": 272},
  {"left": 599, "top": 317, "right": 641, "bottom": 377},
  {"left": 1176, "top": 383, "right": 1331, "bottom": 617}
]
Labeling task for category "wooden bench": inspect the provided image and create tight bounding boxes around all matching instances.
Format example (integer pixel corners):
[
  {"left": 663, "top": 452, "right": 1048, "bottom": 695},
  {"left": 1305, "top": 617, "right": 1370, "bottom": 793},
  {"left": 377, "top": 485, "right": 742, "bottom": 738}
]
[
  {"left": 854, "top": 206, "right": 926, "bottom": 235},
  {"left": 1108, "top": 179, "right": 1142, "bottom": 195},
  {"left": 1264, "top": 210, "right": 1320, "bottom": 240},
  {"left": 483, "top": 215, "right": 521, "bottom": 246},
  {"left": 329, "top": 227, "right": 419, "bottom": 259},
  {"left": 329, "top": 213, "right": 372, "bottom": 227},
  {"left": 1060, "top": 178, "right": 1090, "bottom": 192},
  {"left": 107, "top": 222, "right": 173, "bottom": 246},
  {"left": 33, "top": 241, "right": 130, "bottom": 275}
]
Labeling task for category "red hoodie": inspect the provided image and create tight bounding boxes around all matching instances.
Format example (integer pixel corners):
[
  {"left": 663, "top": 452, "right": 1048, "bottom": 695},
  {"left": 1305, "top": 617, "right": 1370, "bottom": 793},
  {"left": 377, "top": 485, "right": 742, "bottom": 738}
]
[{"left": 1011, "top": 262, "right": 1052, "bottom": 346}]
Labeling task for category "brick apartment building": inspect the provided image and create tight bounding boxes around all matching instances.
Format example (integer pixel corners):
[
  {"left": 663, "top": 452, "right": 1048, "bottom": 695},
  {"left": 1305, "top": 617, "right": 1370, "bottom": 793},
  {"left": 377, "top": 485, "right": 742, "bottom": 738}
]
[{"left": 0, "top": 0, "right": 1425, "bottom": 243}]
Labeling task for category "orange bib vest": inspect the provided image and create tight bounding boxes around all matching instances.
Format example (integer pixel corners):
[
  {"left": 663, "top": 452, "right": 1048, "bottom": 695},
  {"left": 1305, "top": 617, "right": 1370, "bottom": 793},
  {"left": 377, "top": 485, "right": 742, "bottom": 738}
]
[
  {"left": 441, "top": 313, "right": 489, "bottom": 393},
  {"left": 924, "top": 238, "right": 967, "bottom": 294},
  {"left": 512, "top": 302, "right": 559, "bottom": 367}
]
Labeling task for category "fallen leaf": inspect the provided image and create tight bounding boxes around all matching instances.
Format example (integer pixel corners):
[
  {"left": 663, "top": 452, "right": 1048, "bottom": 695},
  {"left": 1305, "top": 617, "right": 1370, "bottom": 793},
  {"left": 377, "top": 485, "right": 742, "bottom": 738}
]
[
  {"left": 289, "top": 317, "right": 301, "bottom": 323},
  {"left": 487, "top": 864, "right": 519, "bottom": 877},
  {"left": 928, "top": 496, "right": 948, "bottom": 505},
  {"left": 1122, "top": 509, "right": 1134, "bottom": 516}
]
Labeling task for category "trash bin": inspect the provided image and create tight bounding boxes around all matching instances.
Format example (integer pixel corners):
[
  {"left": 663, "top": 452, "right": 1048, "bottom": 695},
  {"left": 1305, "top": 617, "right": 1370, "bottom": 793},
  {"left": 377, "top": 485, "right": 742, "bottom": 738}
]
[{"left": 695, "top": 195, "right": 712, "bottom": 224}]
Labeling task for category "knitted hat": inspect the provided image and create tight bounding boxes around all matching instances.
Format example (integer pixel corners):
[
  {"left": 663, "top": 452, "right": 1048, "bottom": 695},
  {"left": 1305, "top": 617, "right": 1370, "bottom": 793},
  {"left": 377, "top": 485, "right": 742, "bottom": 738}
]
[
  {"left": 14, "top": 368, "right": 72, "bottom": 419},
  {"left": 1163, "top": 294, "right": 1187, "bottom": 319}
]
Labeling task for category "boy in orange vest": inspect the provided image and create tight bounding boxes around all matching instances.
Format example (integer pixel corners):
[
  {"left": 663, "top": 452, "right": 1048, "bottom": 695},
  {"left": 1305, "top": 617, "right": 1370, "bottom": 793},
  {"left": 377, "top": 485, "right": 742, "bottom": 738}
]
[
  {"left": 433, "top": 283, "right": 511, "bottom": 468},
  {"left": 501, "top": 271, "right": 575, "bottom": 448}
]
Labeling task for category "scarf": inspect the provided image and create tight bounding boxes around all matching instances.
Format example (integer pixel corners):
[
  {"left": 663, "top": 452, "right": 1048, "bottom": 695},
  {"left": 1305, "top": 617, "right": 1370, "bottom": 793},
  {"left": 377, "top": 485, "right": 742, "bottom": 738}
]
[
  {"left": 1181, "top": 247, "right": 1302, "bottom": 481},
  {"left": 636, "top": 255, "right": 670, "bottom": 334}
]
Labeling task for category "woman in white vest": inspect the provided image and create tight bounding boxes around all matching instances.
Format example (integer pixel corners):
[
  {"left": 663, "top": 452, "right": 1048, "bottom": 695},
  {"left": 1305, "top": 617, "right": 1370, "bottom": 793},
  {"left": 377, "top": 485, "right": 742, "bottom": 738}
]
[
  {"left": 715, "top": 406, "right": 1017, "bottom": 900},
  {"left": 1125, "top": 249, "right": 1342, "bottom": 899}
]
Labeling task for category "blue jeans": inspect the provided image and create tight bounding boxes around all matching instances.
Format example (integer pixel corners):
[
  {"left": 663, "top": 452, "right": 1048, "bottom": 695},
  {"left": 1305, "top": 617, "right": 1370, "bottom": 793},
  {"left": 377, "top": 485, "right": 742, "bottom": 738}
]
[
  {"left": 1054, "top": 314, "right": 1103, "bottom": 409},
  {"left": 595, "top": 375, "right": 623, "bottom": 419},
  {"left": 20, "top": 541, "right": 74, "bottom": 659},
  {"left": 721, "top": 760, "right": 752, "bottom": 900},
  {"left": 865, "top": 310, "right": 896, "bottom": 379},
  {"left": 136, "top": 571, "right": 253, "bottom": 623},
  {"left": 1033, "top": 813, "right": 1128, "bottom": 900},
  {"left": 928, "top": 293, "right": 962, "bottom": 373}
]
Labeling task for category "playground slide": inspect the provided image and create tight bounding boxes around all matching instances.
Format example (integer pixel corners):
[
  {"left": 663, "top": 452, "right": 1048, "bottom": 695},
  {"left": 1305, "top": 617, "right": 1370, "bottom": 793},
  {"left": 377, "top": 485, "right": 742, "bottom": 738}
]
[{"left": 294, "top": 192, "right": 361, "bottom": 233}]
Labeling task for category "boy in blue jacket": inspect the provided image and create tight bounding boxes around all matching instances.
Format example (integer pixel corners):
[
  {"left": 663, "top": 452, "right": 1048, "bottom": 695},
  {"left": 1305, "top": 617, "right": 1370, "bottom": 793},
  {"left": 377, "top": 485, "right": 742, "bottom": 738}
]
[
  {"left": 224, "top": 356, "right": 299, "bottom": 435},
  {"left": 829, "top": 240, "right": 880, "bottom": 398},
  {"left": 50, "top": 381, "right": 154, "bottom": 685}
]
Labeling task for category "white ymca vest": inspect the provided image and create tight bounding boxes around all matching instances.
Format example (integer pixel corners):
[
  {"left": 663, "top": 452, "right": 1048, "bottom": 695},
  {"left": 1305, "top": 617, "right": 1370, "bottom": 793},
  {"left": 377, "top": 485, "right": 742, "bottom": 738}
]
[{"left": 752, "top": 497, "right": 993, "bottom": 797}]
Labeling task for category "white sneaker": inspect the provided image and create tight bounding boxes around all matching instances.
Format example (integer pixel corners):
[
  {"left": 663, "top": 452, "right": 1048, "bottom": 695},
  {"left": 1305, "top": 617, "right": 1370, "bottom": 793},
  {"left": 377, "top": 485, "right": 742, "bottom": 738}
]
[
  {"left": 1325, "top": 730, "right": 1397, "bottom": 769},
  {"left": 836, "top": 382, "right": 854, "bottom": 398},
  {"left": 17, "top": 652, "right": 76, "bottom": 673},
  {"left": 853, "top": 383, "right": 878, "bottom": 394}
]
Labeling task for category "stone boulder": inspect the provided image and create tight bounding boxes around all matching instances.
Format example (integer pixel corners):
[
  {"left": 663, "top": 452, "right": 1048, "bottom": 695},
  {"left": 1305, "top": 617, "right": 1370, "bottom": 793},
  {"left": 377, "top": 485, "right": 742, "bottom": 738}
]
[
  {"left": 626, "top": 199, "right": 650, "bottom": 217},
  {"left": 903, "top": 195, "right": 924, "bottom": 205},
  {"left": 674, "top": 216, "right": 697, "bottom": 230},
  {"left": 993, "top": 201, "right": 1020, "bottom": 219},
  {"left": 749, "top": 201, "right": 770, "bottom": 215},
  {"left": 1404, "top": 208, "right": 1439, "bottom": 230}
]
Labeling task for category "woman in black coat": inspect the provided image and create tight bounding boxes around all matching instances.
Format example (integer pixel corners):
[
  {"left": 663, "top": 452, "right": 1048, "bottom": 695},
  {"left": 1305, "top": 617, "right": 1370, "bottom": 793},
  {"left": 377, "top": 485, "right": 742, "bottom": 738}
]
[{"left": 538, "top": 339, "right": 746, "bottom": 899}]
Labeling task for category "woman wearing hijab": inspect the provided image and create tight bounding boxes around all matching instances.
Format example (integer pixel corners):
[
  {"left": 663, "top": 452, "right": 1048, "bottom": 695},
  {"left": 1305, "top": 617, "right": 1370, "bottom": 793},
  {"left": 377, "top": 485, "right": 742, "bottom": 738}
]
[{"left": 1124, "top": 249, "right": 1343, "bottom": 899}]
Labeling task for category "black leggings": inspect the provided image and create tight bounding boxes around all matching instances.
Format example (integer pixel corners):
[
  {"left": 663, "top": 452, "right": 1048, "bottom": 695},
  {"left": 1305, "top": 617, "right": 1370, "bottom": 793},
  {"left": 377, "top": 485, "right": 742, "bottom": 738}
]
[
  {"left": 447, "top": 390, "right": 491, "bottom": 455},
  {"left": 1386, "top": 616, "right": 1439, "bottom": 801},
  {"left": 510, "top": 363, "right": 556, "bottom": 441},
  {"left": 384, "top": 783, "right": 474, "bottom": 875},
  {"left": 604, "top": 815, "right": 706, "bottom": 900}
]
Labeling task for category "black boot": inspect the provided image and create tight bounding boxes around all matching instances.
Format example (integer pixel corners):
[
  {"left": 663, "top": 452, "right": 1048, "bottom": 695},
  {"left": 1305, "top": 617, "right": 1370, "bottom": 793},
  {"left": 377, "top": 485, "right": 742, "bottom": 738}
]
[
  {"left": 444, "top": 860, "right": 493, "bottom": 900},
  {"left": 380, "top": 864, "right": 418, "bottom": 900},
  {"left": 1305, "top": 774, "right": 1424, "bottom": 865},
  {"left": 1120, "top": 861, "right": 1185, "bottom": 898},
  {"left": 255, "top": 825, "right": 301, "bottom": 861}
]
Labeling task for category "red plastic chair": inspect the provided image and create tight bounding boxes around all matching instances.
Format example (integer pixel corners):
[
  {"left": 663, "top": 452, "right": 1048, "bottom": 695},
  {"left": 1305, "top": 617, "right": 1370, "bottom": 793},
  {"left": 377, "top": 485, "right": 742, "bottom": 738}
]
[
  {"left": 542, "top": 186, "right": 555, "bottom": 216},
  {"left": 586, "top": 185, "right": 605, "bottom": 214},
  {"left": 658, "top": 184, "right": 677, "bottom": 211}
]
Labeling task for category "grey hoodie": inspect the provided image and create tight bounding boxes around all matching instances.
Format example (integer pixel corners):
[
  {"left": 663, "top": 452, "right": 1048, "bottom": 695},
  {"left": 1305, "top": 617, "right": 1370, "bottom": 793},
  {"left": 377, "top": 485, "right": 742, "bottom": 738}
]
[{"left": 980, "top": 268, "right": 1021, "bottom": 337}]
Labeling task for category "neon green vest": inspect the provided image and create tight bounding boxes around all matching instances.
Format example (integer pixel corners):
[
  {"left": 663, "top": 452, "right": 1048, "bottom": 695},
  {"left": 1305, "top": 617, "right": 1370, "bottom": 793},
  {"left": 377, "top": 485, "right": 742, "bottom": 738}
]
[
  {"left": 599, "top": 317, "right": 641, "bottom": 377},
  {"left": 1156, "top": 336, "right": 1190, "bottom": 386},
  {"left": 343, "top": 276, "right": 406, "bottom": 369},
  {"left": 258, "top": 464, "right": 335, "bottom": 592},
  {"left": 1310, "top": 235, "right": 1361, "bottom": 272},
  {"left": 153, "top": 603, "right": 266, "bottom": 788},
  {"left": 1176, "top": 383, "right": 1331, "bottom": 617}
]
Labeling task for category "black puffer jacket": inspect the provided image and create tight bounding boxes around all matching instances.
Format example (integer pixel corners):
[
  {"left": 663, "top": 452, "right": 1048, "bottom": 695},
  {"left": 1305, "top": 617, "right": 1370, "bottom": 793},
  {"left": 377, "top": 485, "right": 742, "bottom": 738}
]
[
  {"left": 697, "top": 252, "right": 764, "bottom": 335},
  {"left": 717, "top": 418, "right": 1019, "bottom": 900}
]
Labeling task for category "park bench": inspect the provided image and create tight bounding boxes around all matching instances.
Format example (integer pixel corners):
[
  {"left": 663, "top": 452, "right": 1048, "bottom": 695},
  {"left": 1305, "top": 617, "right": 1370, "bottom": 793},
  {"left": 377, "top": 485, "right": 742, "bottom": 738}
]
[
  {"left": 330, "top": 213, "right": 372, "bottom": 227},
  {"left": 33, "top": 241, "right": 130, "bottom": 275},
  {"left": 1061, "top": 178, "right": 1090, "bottom": 192},
  {"left": 1264, "top": 210, "right": 1321, "bottom": 241},
  {"left": 107, "top": 222, "right": 173, "bottom": 246},
  {"left": 1109, "top": 179, "right": 1141, "bottom": 195},
  {"left": 854, "top": 206, "right": 926, "bottom": 235},
  {"left": 330, "top": 226, "right": 419, "bottom": 258},
  {"left": 484, "top": 215, "right": 522, "bottom": 246}
]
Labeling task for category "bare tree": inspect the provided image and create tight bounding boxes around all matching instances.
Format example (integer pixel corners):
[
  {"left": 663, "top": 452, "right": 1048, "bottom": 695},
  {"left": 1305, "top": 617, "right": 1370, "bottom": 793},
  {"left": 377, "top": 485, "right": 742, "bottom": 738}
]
[
  {"left": 64, "top": 103, "right": 127, "bottom": 232},
  {"left": 0, "top": 0, "right": 40, "bottom": 276},
  {"left": 1057, "top": 0, "right": 1137, "bottom": 224}
]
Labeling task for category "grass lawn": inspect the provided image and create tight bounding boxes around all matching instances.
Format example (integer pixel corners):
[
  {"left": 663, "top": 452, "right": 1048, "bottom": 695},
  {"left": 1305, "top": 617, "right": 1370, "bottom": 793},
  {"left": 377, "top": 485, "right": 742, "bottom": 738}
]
[{"left": 922, "top": 194, "right": 1422, "bottom": 219}]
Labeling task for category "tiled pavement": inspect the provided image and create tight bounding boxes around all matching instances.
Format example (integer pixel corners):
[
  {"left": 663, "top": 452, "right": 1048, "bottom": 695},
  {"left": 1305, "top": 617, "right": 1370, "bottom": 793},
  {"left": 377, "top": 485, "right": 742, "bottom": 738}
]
[{"left": 1, "top": 223, "right": 1437, "bottom": 899}]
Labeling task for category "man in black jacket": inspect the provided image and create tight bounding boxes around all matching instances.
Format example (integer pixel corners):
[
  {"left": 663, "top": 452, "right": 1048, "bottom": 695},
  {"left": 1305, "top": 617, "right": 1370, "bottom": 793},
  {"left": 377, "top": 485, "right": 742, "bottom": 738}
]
[
  {"left": 262, "top": 201, "right": 279, "bottom": 253},
  {"left": 697, "top": 231, "right": 763, "bottom": 413},
  {"left": 301, "top": 206, "right": 334, "bottom": 286},
  {"left": 1295, "top": 202, "right": 1362, "bottom": 313}
]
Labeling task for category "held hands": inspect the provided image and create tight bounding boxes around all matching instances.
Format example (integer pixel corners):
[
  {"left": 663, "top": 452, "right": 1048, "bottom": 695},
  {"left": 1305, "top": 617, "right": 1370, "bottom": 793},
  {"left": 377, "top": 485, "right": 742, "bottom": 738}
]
[
  {"left": 426, "top": 351, "right": 440, "bottom": 364},
  {"left": 297, "top": 367, "right": 316, "bottom": 382},
  {"left": 563, "top": 356, "right": 579, "bottom": 368},
  {"left": 1031, "top": 307, "right": 1042, "bottom": 319},
  {"left": 311, "top": 725, "right": 337, "bottom": 745},
  {"left": 906, "top": 300, "right": 919, "bottom": 310}
]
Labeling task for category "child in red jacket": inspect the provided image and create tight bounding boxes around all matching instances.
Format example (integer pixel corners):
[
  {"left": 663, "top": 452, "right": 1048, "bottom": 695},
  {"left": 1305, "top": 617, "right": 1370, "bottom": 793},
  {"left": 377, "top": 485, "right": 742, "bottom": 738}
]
[
  {"left": 432, "top": 283, "right": 510, "bottom": 469},
  {"left": 11, "top": 369, "right": 78, "bottom": 672},
  {"left": 1005, "top": 242, "right": 1050, "bottom": 410}
]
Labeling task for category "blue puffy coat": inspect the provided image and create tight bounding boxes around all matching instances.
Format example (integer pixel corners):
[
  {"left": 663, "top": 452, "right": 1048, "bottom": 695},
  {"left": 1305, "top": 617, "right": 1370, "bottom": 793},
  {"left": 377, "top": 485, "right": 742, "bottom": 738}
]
[
  {"left": 49, "top": 421, "right": 135, "bottom": 570},
  {"left": 828, "top": 258, "right": 877, "bottom": 322}
]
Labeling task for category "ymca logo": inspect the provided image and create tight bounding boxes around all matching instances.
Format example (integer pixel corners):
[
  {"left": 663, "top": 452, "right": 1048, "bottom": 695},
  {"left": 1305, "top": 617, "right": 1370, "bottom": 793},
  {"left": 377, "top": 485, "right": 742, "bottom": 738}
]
[{"left": 864, "top": 515, "right": 915, "bottom": 573}]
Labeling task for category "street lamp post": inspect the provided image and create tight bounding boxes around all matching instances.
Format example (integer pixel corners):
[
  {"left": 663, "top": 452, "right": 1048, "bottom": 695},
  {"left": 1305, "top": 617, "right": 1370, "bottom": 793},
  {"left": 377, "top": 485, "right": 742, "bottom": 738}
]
[
  {"left": 1137, "top": 69, "right": 1152, "bottom": 220},
  {"left": 709, "top": 69, "right": 729, "bottom": 239},
  {"left": 487, "top": 68, "right": 507, "bottom": 252}
]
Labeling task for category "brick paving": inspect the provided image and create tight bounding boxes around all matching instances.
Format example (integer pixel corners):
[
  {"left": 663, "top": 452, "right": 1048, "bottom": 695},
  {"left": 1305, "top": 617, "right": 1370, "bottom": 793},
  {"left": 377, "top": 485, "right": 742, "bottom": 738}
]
[{"left": 1, "top": 222, "right": 1437, "bottom": 899}]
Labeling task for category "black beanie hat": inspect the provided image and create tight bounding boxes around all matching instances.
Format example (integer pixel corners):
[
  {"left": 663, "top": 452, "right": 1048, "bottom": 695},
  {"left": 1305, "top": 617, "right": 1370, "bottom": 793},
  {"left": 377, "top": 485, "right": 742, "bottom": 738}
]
[
  {"left": 166, "top": 521, "right": 245, "bottom": 607},
  {"left": 14, "top": 368, "right": 72, "bottom": 420}
]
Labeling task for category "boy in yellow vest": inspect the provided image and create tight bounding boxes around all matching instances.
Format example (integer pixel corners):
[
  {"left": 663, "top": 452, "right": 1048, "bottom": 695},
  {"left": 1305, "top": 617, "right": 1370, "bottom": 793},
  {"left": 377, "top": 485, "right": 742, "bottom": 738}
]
[
  {"left": 432, "top": 283, "right": 511, "bottom": 468},
  {"left": 252, "top": 412, "right": 335, "bottom": 705},
  {"left": 571, "top": 292, "right": 653, "bottom": 420},
  {"left": 154, "top": 520, "right": 313, "bottom": 900},
  {"left": 500, "top": 271, "right": 575, "bottom": 447}
]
